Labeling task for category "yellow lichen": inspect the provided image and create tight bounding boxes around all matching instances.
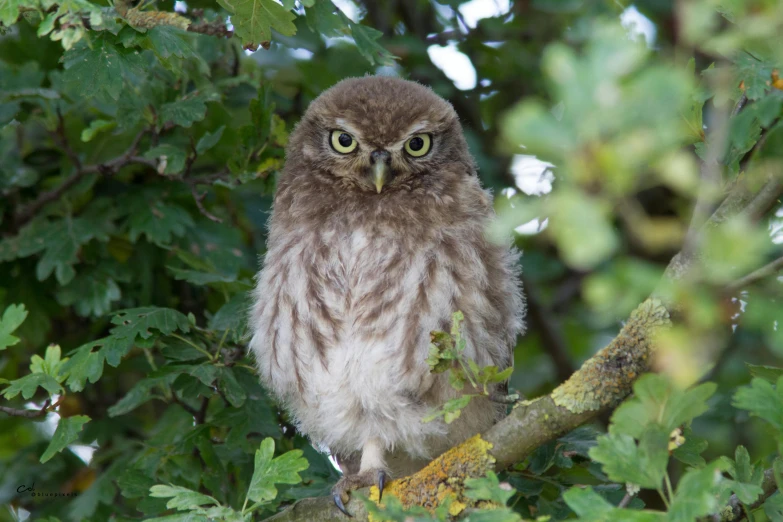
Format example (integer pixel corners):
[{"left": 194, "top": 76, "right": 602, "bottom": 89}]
[
  {"left": 114, "top": 0, "right": 190, "bottom": 30},
  {"left": 369, "top": 434, "right": 495, "bottom": 517},
  {"left": 551, "top": 299, "right": 671, "bottom": 414}
]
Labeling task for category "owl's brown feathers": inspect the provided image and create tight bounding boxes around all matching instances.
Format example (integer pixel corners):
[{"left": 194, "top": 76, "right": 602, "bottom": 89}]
[{"left": 249, "top": 76, "right": 524, "bottom": 503}]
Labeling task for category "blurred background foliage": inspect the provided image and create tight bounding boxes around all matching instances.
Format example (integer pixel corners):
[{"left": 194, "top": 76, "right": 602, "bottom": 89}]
[{"left": 1, "top": 0, "right": 783, "bottom": 520}]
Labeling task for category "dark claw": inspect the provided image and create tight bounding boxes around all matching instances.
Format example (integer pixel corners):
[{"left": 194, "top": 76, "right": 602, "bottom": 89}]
[
  {"left": 333, "top": 493, "right": 352, "bottom": 517},
  {"left": 377, "top": 470, "right": 387, "bottom": 502}
]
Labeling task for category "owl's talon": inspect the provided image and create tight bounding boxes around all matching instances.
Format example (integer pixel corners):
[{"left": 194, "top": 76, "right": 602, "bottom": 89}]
[
  {"left": 333, "top": 493, "right": 352, "bottom": 517},
  {"left": 377, "top": 469, "right": 387, "bottom": 502}
]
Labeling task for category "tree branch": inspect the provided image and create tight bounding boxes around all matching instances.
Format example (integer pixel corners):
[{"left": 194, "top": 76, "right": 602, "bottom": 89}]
[
  {"left": 719, "top": 468, "right": 778, "bottom": 521},
  {"left": 726, "top": 255, "right": 783, "bottom": 293},
  {"left": 523, "top": 276, "right": 575, "bottom": 383},
  {"left": 0, "top": 399, "right": 52, "bottom": 419},
  {"left": 114, "top": 0, "right": 233, "bottom": 39},
  {"left": 13, "top": 127, "right": 151, "bottom": 228}
]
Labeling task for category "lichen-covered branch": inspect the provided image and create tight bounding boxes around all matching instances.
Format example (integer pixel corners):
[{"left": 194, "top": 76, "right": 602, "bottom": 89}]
[
  {"left": 487, "top": 298, "right": 670, "bottom": 470},
  {"left": 114, "top": 0, "right": 233, "bottom": 38}
]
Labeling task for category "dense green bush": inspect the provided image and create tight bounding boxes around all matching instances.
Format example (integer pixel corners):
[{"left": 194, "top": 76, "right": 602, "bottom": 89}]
[{"left": 1, "top": 0, "right": 782, "bottom": 521}]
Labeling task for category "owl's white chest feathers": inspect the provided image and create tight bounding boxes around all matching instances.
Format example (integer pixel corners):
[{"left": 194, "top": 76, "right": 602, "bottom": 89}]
[{"left": 250, "top": 221, "right": 505, "bottom": 458}]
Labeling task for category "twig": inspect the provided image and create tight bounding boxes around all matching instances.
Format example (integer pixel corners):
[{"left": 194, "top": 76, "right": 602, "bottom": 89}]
[
  {"left": 190, "top": 185, "right": 223, "bottom": 223},
  {"left": 188, "top": 20, "right": 233, "bottom": 38},
  {"left": 683, "top": 160, "right": 722, "bottom": 256},
  {"left": 0, "top": 399, "right": 52, "bottom": 419},
  {"left": 618, "top": 492, "right": 633, "bottom": 508},
  {"left": 13, "top": 127, "right": 152, "bottom": 227},
  {"left": 725, "top": 255, "right": 783, "bottom": 293},
  {"left": 683, "top": 100, "right": 730, "bottom": 256},
  {"left": 742, "top": 177, "right": 783, "bottom": 222},
  {"left": 171, "top": 394, "right": 200, "bottom": 419},
  {"left": 182, "top": 137, "right": 223, "bottom": 223},
  {"left": 523, "top": 276, "right": 575, "bottom": 383},
  {"left": 424, "top": 30, "right": 463, "bottom": 44},
  {"left": 196, "top": 396, "right": 209, "bottom": 424}
]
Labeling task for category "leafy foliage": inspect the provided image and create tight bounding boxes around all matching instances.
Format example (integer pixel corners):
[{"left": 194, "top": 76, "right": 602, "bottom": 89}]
[{"left": 425, "top": 311, "right": 517, "bottom": 423}]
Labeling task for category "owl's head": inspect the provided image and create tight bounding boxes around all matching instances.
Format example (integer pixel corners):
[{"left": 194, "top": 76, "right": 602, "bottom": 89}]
[{"left": 287, "top": 76, "right": 476, "bottom": 194}]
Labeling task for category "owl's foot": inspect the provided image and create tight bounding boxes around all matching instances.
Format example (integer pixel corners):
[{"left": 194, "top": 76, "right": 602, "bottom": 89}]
[{"left": 332, "top": 468, "right": 388, "bottom": 517}]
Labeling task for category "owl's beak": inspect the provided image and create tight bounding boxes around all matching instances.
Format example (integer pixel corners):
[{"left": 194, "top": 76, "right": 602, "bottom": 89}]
[
  {"left": 370, "top": 150, "right": 391, "bottom": 193},
  {"left": 373, "top": 162, "right": 389, "bottom": 193}
]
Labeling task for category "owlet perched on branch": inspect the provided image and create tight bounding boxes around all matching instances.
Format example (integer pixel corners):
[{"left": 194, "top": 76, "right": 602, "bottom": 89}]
[{"left": 249, "top": 76, "right": 524, "bottom": 514}]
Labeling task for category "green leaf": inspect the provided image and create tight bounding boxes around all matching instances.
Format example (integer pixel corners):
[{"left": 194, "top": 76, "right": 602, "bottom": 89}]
[
  {"left": 159, "top": 97, "right": 209, "bottom": 128},
  {"left": 62, "top": 35, "right": 145, "bottom": 101},
  {"left": 669, "top": 460, "right": 730, "bottom": 522},
  {"left": 149, "top": 484, "right": 220, "bottom": 511},
  {"left": 348, "top": 22, "right": 396, "bottom": 66},
  {"left": 247, "top": 438, "right": 309, "bottom": 504},
  {"left": 734, "top": 52, "right": 777, "bottom": 101},
  {"left": 168, "top": 267, "right": 237, "bottom": 285},
  {"left": 40, "top": 415, "right": 90, "bottom": 463},
  {"left": 80, "top": 119, "right": 116, "bottom": 142},
  {"left": 68, "top": 471, "right": 117, "bottom": 520},
  {"left": 62, "top": 340, "right": 114, "bottom": 391},
  {"left": 563, "top": 487, "right": 613, "bottom": 518},
  {"left": 464, "top": 471, "right": 514, "bottom": 505},
  {"left": 216, "top": 0, "right": 296, "bottom": 47},
  {"left": 55, "top": 268, "right": 123, "bottom": 318},
  {"left": 30, "top": 344, "right": 67, "bottom": 380},
  {"left": 463, "top": 510, "right": 523, "bottom": 522},
  {"left": 477, "top": 365, "right": 514, "bottom": 386},
  {"left": 11, "top": 212, "right": 114, "bottom": 285},
  {"left": 305, "top": 0, "right": 348, "bottom": 38},
  {"left": 547, "top": 189, "right": 618, "bottom": 270},
  {"left": 564, "top": 486, "right": 665, "bottom": 521},
  {"left": 0, "top": 303, "right": 27, "bottom": 350},
  {"left": 110, "top": 307, "right": 191, "bottom": 344},
  {"left": 362, "top": 493, "right": 441, "bottom": 521},
  {"left": 146, "top": 26, "right": 195, "bottom": 59},
  {"left": 126, "top": 198, "right": 194, "bottom": 245},
  {"left": 2, "top": 372, "right": 63, "bottom": 399},
  {"left": 0, "top": 0, "right": 26, "bottom": 26},
  {"left": 108, "top": 373, "right": 176, "bottom": 417},
  {"left": 62, "top": 307, "right": 191, "bottom": 390},
  {"left": 196, "top": 125, "right": 225, "bottom": 154},
  {"left": 589, "top": 429, "right": 669, "bottom": 489},
  {"left": 208, "top": 291, "right": 250, "bottom": 342},
  {"left": 217, "top": 367, "right": 247, "bottom": 407},
  {"left": 748, "top": 364, "right": 783, "bottom": 383},
  {"left": 765, "top": 493, "right": 783, "bottom": 522},
  {"left": 424, "top": 394, "right": 474, "bottom": 424},
  {"left": 733, "top": 377, "right": 783, "bottom": 433},
  {"left": 143, "top": 144, "right": 187, "bottom": 175},
  {"left": 117, "top": 469, "right": 156, "bottom": 499},
  {"left": 611, "top": 374, "right": 716, "bottom": 438},
  {"left": 721, "top": 446, "right": 764, "bottom": 504},
  {"left": 672, "top": 426, "right": 708, "bottom": 467}
]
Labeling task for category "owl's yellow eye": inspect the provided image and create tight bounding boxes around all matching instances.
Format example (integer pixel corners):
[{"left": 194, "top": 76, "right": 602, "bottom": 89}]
[
  {"left": 330, "top": 130, "right": 358, "bottom": 154},
  {"left": 404, "top": 134, "right": 432, "bottom": 157}
]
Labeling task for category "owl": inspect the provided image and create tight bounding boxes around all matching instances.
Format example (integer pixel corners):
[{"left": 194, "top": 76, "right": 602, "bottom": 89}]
[{"left": 248, "top": 76, "right": 524, "bottom": 514}]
